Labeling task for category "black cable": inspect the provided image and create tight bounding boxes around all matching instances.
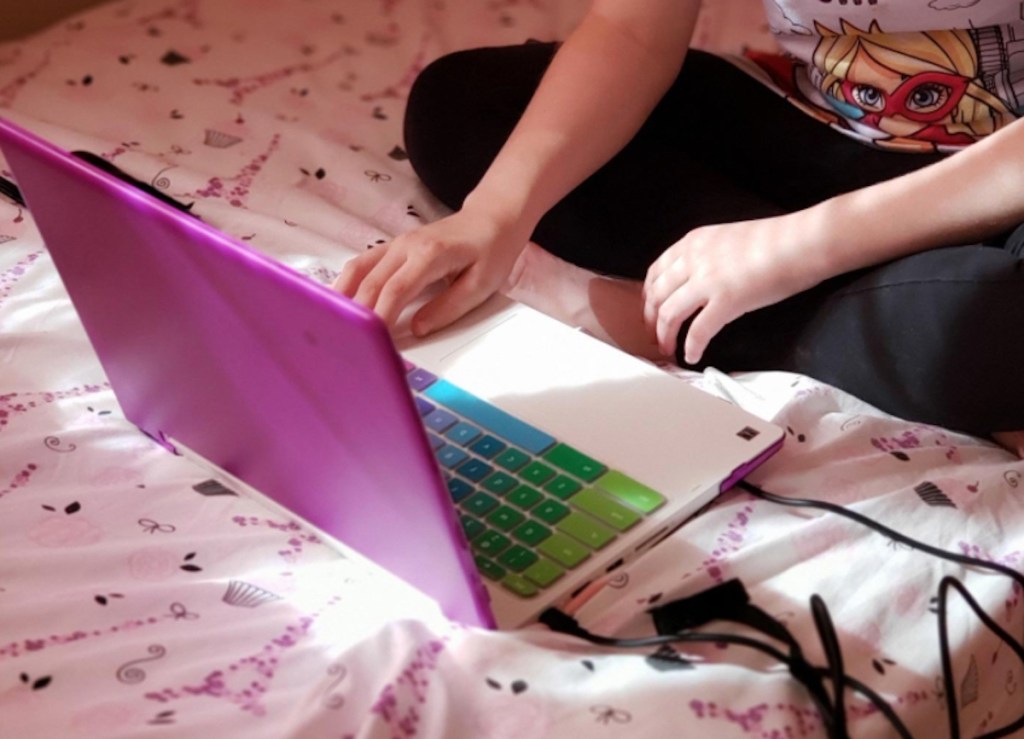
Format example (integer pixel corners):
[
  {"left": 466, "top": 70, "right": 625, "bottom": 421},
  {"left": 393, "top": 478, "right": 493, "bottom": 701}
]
[
  {"left": 937, "top": 575, "right": 960, "bottom": 739},
  {"left": 541, "top": 480, "right": 1024, "bottom": 738},
  {"left": 0, "top": 174, "right": 25, "bottom": 206},
  {"left": 937, "top": 576, "right": 1024, "bottom": 739},
  {"left": 611, "top": 580, "right": 842, "bottom": 734},
  {"left": 738, "top": 479, "right": 1024, "bottom": 739},
  {"left": 541, "top": 606, "right": 913, "bottom": 738},
  {"left": 70, "top": 151, "right": 198, "bottom": 217},
  {"left": 812, "top": 594, "right": 848, "bottom": 738},
  {"left": 2, "top": 156, "right": 195, "bottom": 215},
  {"left": 736, "top": 481, "right": 1024, "bottom": 589}
]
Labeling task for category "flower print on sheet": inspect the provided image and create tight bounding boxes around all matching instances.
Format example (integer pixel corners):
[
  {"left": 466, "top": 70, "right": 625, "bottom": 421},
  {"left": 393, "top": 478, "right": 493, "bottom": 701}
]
[
  {"left": 474, "top": 673, "right": 553, "bottom": 739},
  {"left": 954, "top": 541, "right": 1022, "bottom": 619},
  {"left": 691, "top": 502, "right": 757, "bottom": 588},
  {"left": 222, "top": 580, "right": 282, "bottom": 609},
  {"left": 230, "top": 514, "right": 329, "bottom": 565},
  {"left": 296, "top": 163, "right": 349, "bottom": 210},
  {"left": 116, "top": 644, "right": 168, "bottom": 685},
  {"left": 370, "top": 638, "right": 449, "bottom": 738},
  {"left": 0, "top": 250, "right": 43, "bottom": 310},
  {"left": 0, "top": 463, "right": 40, "bottom": 502},
  {"left": 911, "top": 474, "right": 992, "bottom": 510},
  {"left": 358, "top": 29, "right": 432, "bottom": 105},
  {"left": 144, "top": 600, "right": 341, "bottom": 717},
  {"left": 192, "top": 50, "right": 350, "bottom": 107},
  {"left": 0, "top": 53, "right": 52, "bottom": 108},
  {"left": 0, "top": 385, "right": 111, "bottom": 436},
  {"left": 688, "top": 684, "right": 944, "bottom": 737},
  {"left": 184, "top": 133, "right": 281, "bottom": 209},
  {"left": 128, "top": 547, "right": 208, "bottom": 581},
  {"left": 28, "top": 499, "right": 104, "bottom": 548},
  {"left": 0, "top": 605, "right": 198, "bottom": 660},
  {"left": 0, "top": 673, "right": 57, "bottom": 736},
  {"left": 135, "top": 0, "right": 204, "bottom": 32},
  {"left": 871, "top": 426, "right": 964, "bottom": 464}
]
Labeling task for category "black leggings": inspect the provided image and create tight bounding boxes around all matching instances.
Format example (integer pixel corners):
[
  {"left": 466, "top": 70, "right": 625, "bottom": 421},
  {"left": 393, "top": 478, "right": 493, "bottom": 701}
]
[{"left": 402, "top": 44, "right": 1024, "bottom": 435}]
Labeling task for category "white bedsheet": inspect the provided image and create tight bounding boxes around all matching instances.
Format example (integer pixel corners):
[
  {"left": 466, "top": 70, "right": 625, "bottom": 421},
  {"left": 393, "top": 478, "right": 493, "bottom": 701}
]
[{"left": 1, "top": 2, "right": 1022, "bottom": 737}]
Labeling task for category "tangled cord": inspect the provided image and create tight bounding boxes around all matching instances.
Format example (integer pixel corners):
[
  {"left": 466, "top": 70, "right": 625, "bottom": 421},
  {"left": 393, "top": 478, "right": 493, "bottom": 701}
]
[{"left": 540, "top": 480, "right": 1024, "bottom": 739}]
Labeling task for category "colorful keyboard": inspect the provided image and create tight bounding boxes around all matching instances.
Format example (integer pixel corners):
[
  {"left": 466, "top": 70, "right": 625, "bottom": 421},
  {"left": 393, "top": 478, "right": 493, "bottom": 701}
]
[{"left": 405, "top": 361, "right": 667, "bottom": 599}]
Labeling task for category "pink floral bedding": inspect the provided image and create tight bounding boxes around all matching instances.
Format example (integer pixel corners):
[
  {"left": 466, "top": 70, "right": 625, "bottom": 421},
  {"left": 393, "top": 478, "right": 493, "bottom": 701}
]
[{"left": 1, "top": 1, "right": 1022, "bottom": 737}]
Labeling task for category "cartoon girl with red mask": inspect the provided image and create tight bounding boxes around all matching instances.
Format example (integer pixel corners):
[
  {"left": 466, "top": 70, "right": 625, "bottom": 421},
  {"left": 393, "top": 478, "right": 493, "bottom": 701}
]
[{"left": 810, "top": 19, "right": 1015, "bottom": 150}]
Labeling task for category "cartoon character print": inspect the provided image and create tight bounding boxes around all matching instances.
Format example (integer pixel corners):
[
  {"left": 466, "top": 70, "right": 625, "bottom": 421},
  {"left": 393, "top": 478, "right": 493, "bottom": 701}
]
[
  {"left": 812, "top": 19, "right": 1016, "bottom": 147},
  {"left": 749, "top": 19, "right": 1018, "bottom": 151}
]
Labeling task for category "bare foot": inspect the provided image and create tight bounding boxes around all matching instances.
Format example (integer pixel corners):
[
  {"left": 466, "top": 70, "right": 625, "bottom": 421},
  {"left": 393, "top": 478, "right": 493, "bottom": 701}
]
[
  {"left": 504, "top": 242, "right": 662, "bottom": 359},
  {"left": 992, "top": 431, "right": 1024, "bottom": 459}
]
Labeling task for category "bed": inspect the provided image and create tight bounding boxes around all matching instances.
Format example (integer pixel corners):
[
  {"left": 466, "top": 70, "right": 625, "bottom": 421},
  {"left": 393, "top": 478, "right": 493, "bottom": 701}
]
[{"left": 1, "top": 1, "right": 1022, "bottom": 737}]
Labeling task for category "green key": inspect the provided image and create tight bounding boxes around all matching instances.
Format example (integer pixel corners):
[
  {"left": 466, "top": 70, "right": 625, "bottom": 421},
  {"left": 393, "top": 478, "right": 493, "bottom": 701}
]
[
  {"left": 538, "top": 532, "right": 590, "bottom": 569},
  {"left": 501, "top": 573, "right": 539, "bottom": 598},
  {"left": 544, "top": 475, "right": 582, "bottom": 500},
  {"left": 482, "top": 471, "right": 519, "bottom": 495},
  {"left": 474, "top": 555, "right": 506, "bottom": 581},
  {"left": 497, "top": 545, "right": 538, "bottom": 572},
  {"left": 569, "top": 488, "right": 641, "bottom": 531},
  {"left": 512, "top": 520, "right": 551, "bottom": 546},
  {"left": 533, "top": 499, "right": 570, "bottom": 524},
  {"left": 557, "top": 512, "right": 616, "bottom": 550},
  {"left": 595, "top": 470, "right": 666, "bottom": 513},
  {"left": 473, "top": 529, "right": 511, "bottom": 556},
  {"left": 507, "top": 484, "right": 543, "bottom": 511},
  {"left": 518, "top": 460, "right": 556, "bottom": 486},
  {"left": 494, "top": 448, "right": 530, "bottom": 472},
  {"left": 460, "top": 514, "right": 485, "bottom": 541},
  {"left": 524, "top": 557, "right": 564, "bottom": 588},
  {"left": 462, "top": 491, "right": 499, "bottom": 517},
  {"left": 543, "top": 443, "right": 607, "bottom": 482},
  {"left": 487, "top": 506, "right": 526, "bottom": 532}
]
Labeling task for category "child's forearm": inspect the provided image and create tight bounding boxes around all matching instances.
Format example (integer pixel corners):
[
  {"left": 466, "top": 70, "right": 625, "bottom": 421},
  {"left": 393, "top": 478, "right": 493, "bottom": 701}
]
[
  {"left": 464, "top": 0, "right": 700, "bottom": 231},
  {"left": 807, "top": 118, "right": 1024, "bottom": 281}
]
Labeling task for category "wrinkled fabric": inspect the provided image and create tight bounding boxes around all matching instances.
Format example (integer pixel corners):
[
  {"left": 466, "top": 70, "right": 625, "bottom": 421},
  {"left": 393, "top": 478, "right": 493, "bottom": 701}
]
[{"left": 1, "top": 2, "right": 1021, "bottom": 737}]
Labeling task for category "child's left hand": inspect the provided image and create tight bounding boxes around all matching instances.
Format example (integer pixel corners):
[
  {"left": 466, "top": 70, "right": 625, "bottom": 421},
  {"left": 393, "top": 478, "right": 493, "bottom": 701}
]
[{"left": 642, "top": 211, "right": 825, "bottom": 365}]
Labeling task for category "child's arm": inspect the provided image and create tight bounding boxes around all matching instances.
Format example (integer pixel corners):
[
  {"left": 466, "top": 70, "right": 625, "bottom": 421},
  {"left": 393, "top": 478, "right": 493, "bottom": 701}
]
[
  {"left": 335, "top": 0, "right": 702, "bottom": 334},
  {"left": 644, "top": 116, "right": 1024, "bottom": 363}
]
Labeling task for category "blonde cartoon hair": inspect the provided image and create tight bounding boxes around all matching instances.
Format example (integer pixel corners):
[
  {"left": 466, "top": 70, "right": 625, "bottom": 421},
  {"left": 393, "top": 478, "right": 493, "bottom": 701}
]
[{"left": 812, "top": 19, "right": 1013, "bottom": 138}]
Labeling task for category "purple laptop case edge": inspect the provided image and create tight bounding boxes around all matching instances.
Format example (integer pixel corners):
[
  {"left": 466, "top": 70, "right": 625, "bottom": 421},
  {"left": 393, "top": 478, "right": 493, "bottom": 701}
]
[{"left": 0, "top": 117, "right": 494, "bottom": 628}]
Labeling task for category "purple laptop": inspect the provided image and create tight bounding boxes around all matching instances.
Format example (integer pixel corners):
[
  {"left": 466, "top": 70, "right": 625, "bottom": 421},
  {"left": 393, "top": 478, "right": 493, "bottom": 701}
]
[{"left": 0, "top": 117, "right": 495, "bottom": 627}]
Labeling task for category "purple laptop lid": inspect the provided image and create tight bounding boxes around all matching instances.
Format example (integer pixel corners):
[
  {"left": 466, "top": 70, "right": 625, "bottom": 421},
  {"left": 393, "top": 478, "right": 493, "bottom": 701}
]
[{"left": 0, "top": 117, "right": 494, "bottom": 628}]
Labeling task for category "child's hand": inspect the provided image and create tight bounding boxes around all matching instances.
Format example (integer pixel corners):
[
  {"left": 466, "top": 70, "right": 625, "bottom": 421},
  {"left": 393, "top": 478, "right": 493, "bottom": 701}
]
[
  {"left": 333, "top": 207, "right": 532, "bottom": 336},
  {"left": 642, "top": 212, "right": 824, "bottom": 364}
]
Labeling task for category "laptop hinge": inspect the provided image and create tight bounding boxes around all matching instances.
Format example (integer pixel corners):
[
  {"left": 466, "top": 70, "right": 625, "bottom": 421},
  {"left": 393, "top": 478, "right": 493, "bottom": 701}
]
[{"left": 142, "top": 428, "right": 181, "bottom": 456}]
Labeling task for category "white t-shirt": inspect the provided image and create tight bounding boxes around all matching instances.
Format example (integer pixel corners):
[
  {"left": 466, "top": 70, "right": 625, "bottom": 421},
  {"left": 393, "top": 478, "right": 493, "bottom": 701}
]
[{"left": 737, "top": 0, "right": 1024, "bottom": 152}]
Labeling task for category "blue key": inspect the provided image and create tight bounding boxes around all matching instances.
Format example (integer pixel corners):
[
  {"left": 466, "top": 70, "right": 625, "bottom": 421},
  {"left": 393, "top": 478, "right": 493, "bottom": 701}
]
[
  {"left": 470, "top": 434, "right": 507, "bottom": 459},
  {"left": 415, "top": 397, "right": 435, "bottom": 416},
  {"left": 423, "top": 408, "right": 458, "bottom": 433},
  {"left": 424, "top": 380, "right": 556, "bottom": 455},
  {"left": 447, "top": 477, "right": 474, "bottom": 503},
  {"left": 456, "top": 458, "right": 493, "bottom": 483},
  {"left": 427, "top": 433, "right": 446, "bottom": 451},
  {"left": 445, "top": 422, "right": 481, "bottom": 446},
  {"left": 436, "top": 444, "right": 470, "bottom": 469}
]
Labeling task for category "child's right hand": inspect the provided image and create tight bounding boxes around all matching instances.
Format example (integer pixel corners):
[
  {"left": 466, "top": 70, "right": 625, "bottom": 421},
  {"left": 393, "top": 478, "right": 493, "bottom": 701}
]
[{"left": 333, "top": 205, "right": 533, "bottom": 336}]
